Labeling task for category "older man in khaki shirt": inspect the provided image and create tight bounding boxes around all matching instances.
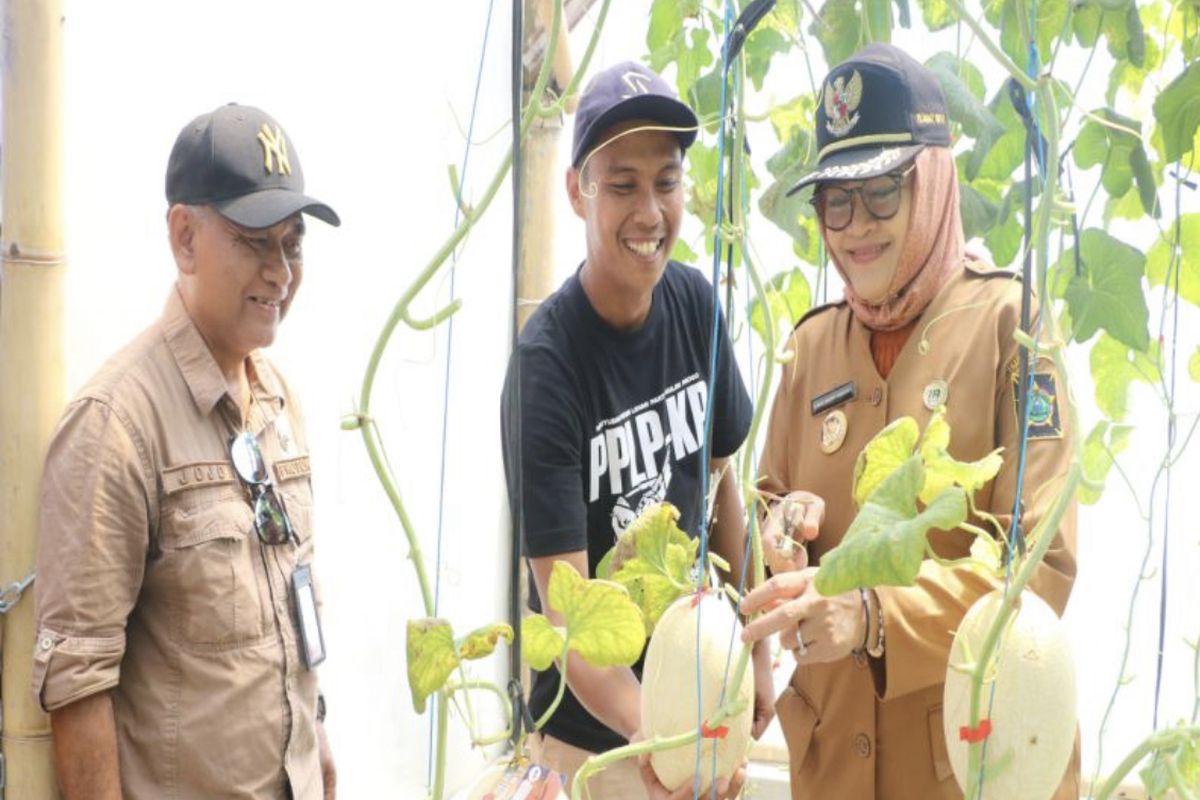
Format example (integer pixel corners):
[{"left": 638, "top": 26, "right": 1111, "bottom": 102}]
[{"left": 34, "top": 104, "right": 339, "bottom": 799}]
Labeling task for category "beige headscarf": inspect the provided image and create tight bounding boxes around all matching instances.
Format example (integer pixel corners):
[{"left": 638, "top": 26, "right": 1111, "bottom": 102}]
[{"left": 823, "top": 146, "right": 965, "bottom": 331}]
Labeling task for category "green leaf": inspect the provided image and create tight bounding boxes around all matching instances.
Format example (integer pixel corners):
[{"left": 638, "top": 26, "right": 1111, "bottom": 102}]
[
  {"left": 977, "top": 128, "right": 1026, "bottom": 182},
  {"left": 547, "top": 561, "right": 646, "bottom": 666},
  {"left": 918, "top": 412, "right": 1004, "bottom": 505},
  {"left": 1191, "top": 348, "right": 1200, "bottom": 383},
  {"left": 1061, "top": 229, "right": 1150, "bottom": 350},
  {"left": 926, "top": 53, "right": 1005, "bottom": 141},
  {"left": 984, "top": 214, "right": 1023, "bottom": 268},
  {"left": 852, "top": 417, "right": 919, "bottom": 507},
  {"left": 916, "top": 0, "right": 956, "bottom": 30},
  {"left": 1145, "top": 214, "right": 1200, "bottom": 308},
  {"left": 1074, "top": 109, "right": 1145, "bottom": 200},
  {"left": 1153, "top": 62, "right": 1200, "bottom": 163},
  {"left": 750, "top": 267, "right": 813, "bottom": 349},
  {"left": 959, "top": 181, "right": 1001, "bottom": 242},
  {"left": 457, "top": 623, "right": 514, "bottom": 661},
  {"left": 894, "top": 0, "right": 912, "bottom": 27},
  {"left": 744, "top": 28, "right": 790, "bottom": 92},
  {"left": 990, "top": 0, "right": 1068, "bottom": 68},
  {"left": 810, "top": 0, "right": 864, "bottom": 67},
  {"left": 1103, "top": 186, "right": 1149, "bottom": 224},
  {"left": 1089, "top": 334, "right": 1161, "bottom": 421},
  {"left": 763, "top": 0, "right": 802, "bottom": 34},
  {"left": 816, "top": 456, "right": 969, "bottom": 594},
  {"left": 1079, "top": 421, "right": 1133, "bottom": 504},
  {"left": 521, "top": 614, "right": 566, "bottom": 671},
  {"left": 1124, "top": 1, "right": 1146, "bottom": 67},
  {"left": 646, "top": 0, "right": 686, "bottom": 73},
  {"left": 688, "top": 68, "right": 725, "bottom": 132},
  {"left": 671, "top": 237, "right": 699, "bottom": 265},
  {"left": 864, "top": 0, "right": 893, "bottom": 41},
  {"left": 607, "top": 503, "right": 699, "bottom": 630},
  {"left": 407, "top": 618, "right": 459, "bottom": 713},
  {"left": 1128, "top": 143, "right": 1160, "bottom": 218}
]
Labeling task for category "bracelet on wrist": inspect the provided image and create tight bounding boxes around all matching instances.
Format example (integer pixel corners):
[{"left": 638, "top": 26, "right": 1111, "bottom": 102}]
[
  {"left": 866, "top": 590, "right": 885, "bottom": 659},
  {"left": 854, "top": 588, "right": 871, "bottom": 654}
]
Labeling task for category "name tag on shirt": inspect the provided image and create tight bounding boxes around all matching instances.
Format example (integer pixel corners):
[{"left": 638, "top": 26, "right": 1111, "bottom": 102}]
[
  {"left": 810, "top": 381, "right": 856, "bottom": 415},
  {"left": 291, "top": 564, "right": 326, "bottom": 669}
]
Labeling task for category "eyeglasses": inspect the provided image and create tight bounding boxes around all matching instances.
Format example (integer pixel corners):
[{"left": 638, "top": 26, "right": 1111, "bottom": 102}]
[
  {"left": 810, "top": 164, "right": 916, "bottom": 232},
  {"left": 230, "top": 430, "right": 295, "bottom": 545}
]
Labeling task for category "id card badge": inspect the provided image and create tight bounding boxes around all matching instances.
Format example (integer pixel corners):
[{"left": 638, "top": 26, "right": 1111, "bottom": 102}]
[{"left": 291, "top": 563, "right": 327, "bottom": 669}]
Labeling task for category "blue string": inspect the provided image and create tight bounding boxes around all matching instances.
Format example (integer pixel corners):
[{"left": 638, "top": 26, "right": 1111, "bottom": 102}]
[
  {"left": 976, "top": 33, "right": 1044, "bottom": 799},
  {"left": 694, "top": 4, "right": 736, "bottom": 798},
  {"left": 427, "top": 0, "right": 496, "bottom": 787}
]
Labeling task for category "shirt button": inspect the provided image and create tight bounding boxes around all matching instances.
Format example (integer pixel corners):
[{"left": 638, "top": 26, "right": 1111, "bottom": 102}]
[
  {"left": 854, "top": 733, "right": 872, "bottom": 758},
  {"left": 870, "top": 388, "right": 883, "bottom": 406},
  {"left": 40, "top": 637, "right": 53, "bottom": 650}
]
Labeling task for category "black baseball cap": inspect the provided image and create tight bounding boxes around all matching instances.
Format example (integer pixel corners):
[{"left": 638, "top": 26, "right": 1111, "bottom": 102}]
[
  {"left": 787, "top": 44, "right": 951, "bottom": 195},
  {"left": 571, "top": 61, "right": 699, "bottom": 168},
  {"left": 166, "top": 103, "right": 340, "bottom": 228}
]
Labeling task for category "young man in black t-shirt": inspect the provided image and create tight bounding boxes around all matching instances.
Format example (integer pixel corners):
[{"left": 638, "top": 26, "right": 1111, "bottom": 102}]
[{"left": 501, "top": 61, "right": 774, "bottom": 799}]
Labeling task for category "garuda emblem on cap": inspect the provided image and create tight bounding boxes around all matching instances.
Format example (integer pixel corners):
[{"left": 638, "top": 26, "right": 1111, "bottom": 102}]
[{"left": 824, "top": 70, "right": 863, "bottom": 138}]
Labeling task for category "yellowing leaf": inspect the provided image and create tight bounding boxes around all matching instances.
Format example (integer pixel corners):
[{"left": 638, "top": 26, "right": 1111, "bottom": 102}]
[
  {"left": 1080, "top": 421, "right": 1133, "bottom": 504},
  {"left": 1191, "top": 347, "right": 1200, "bottom": 382},
  {"left": 918, "top": 411, "right": 1004, "bottom": 504},
  {"left": 545, "top": 561, "right": 646, "bottom": 667},
  {"left": 604, "top": 503, "right": 698, "bottom": 630},
  {"left": 1090, "top": 334, "right": 1161, "bottom": 421},
  {"left": 853, "top": 417, "right": 919, "bottom": 507},
  {"left": 457, "top": 623, "right": 514, "bottom": 661},
  {"left": 406, "top": 618, "right": 458, "bottom": 714},
  {"left": 817, "top": 456, "right": 969, "bottom": 595},
  {"left": 521, "top": 614, "right": 566, "bottom": 672}
]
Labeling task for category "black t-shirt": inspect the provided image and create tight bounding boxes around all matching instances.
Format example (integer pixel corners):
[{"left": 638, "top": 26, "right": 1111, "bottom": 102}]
[{"left": 500, "top": 261, "right": 753, "bottom": 753}]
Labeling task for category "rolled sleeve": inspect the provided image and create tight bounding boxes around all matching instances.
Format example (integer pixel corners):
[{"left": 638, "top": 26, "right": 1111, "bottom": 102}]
[{"left": 34, "top": 398, "right": 151, "bottom": 711}]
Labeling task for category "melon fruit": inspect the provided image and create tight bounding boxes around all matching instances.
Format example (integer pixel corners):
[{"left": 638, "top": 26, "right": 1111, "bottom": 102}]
[
  {"left": 641, "top": 592, "right": 754, "bottom": 794},
  {"left": 943, "top": 589, "right": 1076, "bottom": 800}
]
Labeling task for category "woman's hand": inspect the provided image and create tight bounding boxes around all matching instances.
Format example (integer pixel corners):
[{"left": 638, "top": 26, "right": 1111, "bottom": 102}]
[
  {"left": 739, "top": 568, "right": 866, "bottom": 664},
  {"left": 761, "top": 491, "right": 825, "bottom": 574}
]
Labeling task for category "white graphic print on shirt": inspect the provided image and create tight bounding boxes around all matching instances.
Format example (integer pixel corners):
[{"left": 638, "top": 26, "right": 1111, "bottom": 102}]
[{"left": 587, "top": 373, "right": 708, "bottom": 534}]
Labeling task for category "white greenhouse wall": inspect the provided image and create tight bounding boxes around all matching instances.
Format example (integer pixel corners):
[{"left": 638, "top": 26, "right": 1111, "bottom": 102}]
[{"left": 24, "top": 0, "right": 1200, "bottom": 797}]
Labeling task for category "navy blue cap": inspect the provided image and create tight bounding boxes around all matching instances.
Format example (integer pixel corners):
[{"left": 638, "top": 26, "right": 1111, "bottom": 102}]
[
  {"left": 787, "top": 44, "right": 951, "bottom": 195},
  {"left": 166, "top": 103, "right": 340, "bottom": 228},
  {"left": 571, "top": 62, "right": 698, "bottom": 168}
]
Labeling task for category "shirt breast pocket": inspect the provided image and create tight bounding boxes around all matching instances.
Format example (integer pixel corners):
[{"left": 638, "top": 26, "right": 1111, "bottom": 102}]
[{"left": 160, "top": 483, "right": 267, "bottom": 648}]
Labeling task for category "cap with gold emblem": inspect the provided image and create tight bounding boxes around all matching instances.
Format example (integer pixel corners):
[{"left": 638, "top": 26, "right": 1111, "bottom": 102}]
[
  {"left": 787, "top": 43, "right": 951, "bottom": 195},
  {"left": 165, "top": 103, "right": 340, "bottom": 229}
]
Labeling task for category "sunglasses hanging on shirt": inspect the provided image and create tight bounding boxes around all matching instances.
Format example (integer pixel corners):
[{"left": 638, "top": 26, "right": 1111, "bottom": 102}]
[{"left": 230, "top": 430, "right": 296, "bottom": 545}]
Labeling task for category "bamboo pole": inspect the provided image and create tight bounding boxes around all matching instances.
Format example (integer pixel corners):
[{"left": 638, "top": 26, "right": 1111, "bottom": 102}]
[
  {"left": 515, "top": 113, "right": 562, "bottom": 331},
  {"left": 0, "top": 0, "right": 66, "bottom": 798}
]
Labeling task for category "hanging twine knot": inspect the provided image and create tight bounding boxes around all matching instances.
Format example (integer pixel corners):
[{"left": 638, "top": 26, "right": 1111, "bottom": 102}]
[
  {"left": 701, "top": 721, "right": 729, "bottom": 739},
  {"left": 958, "top": 719, "right": 993, "bottom": 743}
]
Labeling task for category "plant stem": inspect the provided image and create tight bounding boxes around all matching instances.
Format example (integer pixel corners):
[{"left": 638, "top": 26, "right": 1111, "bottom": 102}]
[
  {"left": 534, "top": 636, "right": 573, "bottom": 731},
  {"left": 1092, "top": 726, "right": 1200, "bottom": 800},
  {"left": 942, "top": 0, "right": 1035, "bottom": 91},
  {"left": 429, "top": 691, "right": 449, "bottom": 800}
]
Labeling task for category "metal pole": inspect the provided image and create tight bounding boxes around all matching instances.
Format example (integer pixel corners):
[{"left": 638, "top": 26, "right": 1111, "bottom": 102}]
[{"left": 0, "top": 0, "right": 67, "bottom": 797}]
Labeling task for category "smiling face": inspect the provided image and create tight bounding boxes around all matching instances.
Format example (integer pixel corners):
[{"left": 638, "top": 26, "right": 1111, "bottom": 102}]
[
  {"left": 171, "top": 205, "right": 305, "bottom": 378},
  {"left": 568, "top": 120, "right": 684, "bottom": 328},
  {"left": 820, "top": 167, "right": 914, "bottom": 304}
]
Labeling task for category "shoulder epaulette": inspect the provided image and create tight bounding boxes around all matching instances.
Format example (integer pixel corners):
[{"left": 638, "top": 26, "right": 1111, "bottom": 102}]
[
  {"left": 792, "top": 298, "right": 846, "bottom": 331},
  {"left": 964, "top": 259, "right": 1020, "bottom": 281}
]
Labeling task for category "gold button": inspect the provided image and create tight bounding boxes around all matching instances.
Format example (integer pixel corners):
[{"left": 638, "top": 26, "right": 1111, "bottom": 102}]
[
  {"left": 870, "top": 388, "right": 882, "bottom": 406},
  {"left": 854, "top": 733, "right": 872, "bottom": 757}
]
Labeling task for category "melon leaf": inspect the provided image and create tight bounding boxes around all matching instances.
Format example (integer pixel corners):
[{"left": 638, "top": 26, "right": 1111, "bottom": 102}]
[
  {"left": 457, "top": 623, "right": 514, "bottom": 661},
  {"left": 919, "top": 411, "right": 1004, "bottom": 504},
  {"left": 551, "top": 562, "right": 647, "bottom": 666},
  {"left": 603, "top": 503, "right": 699, "bottom": 630},
  {"left": 816, "top": 456, "right": 969, "bottom": 595},
  {"left": 406, "top": 618, "right": 459, "bottom": 714},
  {"left": 521, "top": 614, "right": 567, "bottom": 671},
  {"left": 852, "top": 417, "right": 920, "bottom": 506}
]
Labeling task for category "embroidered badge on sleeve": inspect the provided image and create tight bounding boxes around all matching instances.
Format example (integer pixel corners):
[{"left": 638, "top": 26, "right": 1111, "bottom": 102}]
[{"left": 1011, "top": 363, "right": 1063, "bottom": 440}]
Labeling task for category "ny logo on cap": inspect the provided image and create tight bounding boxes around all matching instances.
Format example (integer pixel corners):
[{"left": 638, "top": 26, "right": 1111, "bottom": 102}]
[
  {"left": 824, "top": 70, "right": 863, "bottom": 138},
  {"left": 257, "top": 123, "right": 292, "bottom": 176},
  {"left": 621, "top": 70, "right": 652, "bottom": 98}
]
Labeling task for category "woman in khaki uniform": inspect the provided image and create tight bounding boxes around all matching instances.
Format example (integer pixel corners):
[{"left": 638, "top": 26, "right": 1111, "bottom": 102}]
[{"left": 739, "top": 44, "right": 1079, "bottom": 799}]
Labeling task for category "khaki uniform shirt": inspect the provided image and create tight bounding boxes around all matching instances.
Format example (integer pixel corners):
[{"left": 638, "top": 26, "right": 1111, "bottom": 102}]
[
  {"left": 34, "top": 289, "right": 323, "bottom": 799},
  {"left": 759, "top": 263, "right": 1079, "bottom": 799}
]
